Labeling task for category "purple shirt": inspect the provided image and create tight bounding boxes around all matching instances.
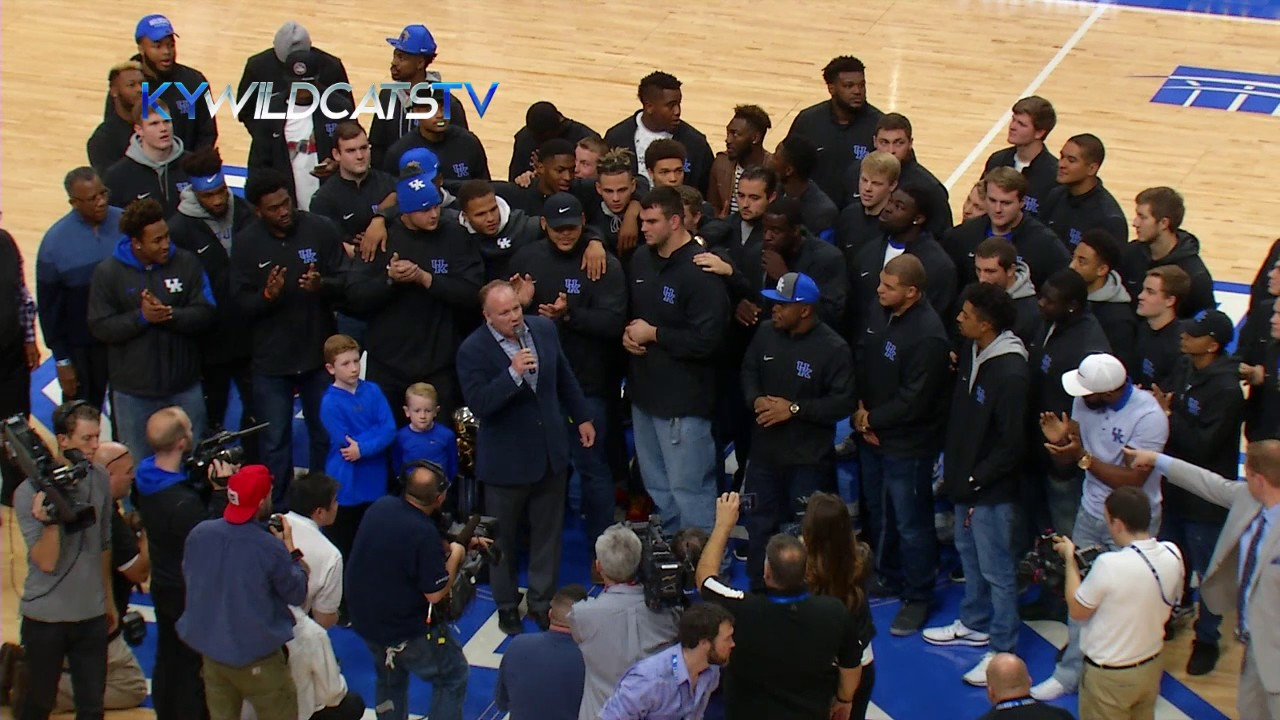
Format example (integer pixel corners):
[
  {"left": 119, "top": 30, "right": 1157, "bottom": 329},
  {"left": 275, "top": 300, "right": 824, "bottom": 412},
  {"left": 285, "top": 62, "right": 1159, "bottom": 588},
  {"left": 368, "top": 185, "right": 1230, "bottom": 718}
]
[{"left": 599, "top": 643, "right": 719, "bottom": 720}]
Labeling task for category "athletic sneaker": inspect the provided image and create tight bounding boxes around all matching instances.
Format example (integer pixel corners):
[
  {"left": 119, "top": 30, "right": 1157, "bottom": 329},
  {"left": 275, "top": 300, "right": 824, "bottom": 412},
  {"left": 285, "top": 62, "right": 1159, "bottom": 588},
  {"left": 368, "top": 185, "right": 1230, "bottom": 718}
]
[
  {"left": 922, "top": 620, "right": 991, "bottom": 647},
  {"left": 963, "top": 651, "right": 997, "bottom": 686},
  {"left": 1030, "top": 677, "right": 1069, "bottom": 701}
]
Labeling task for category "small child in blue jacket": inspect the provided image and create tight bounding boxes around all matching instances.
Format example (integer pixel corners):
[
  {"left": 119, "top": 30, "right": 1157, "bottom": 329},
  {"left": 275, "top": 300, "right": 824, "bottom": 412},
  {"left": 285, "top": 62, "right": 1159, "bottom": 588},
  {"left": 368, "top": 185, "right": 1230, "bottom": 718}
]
[{"left": 393, "top": 382, "right": 458, "bottom": 481}]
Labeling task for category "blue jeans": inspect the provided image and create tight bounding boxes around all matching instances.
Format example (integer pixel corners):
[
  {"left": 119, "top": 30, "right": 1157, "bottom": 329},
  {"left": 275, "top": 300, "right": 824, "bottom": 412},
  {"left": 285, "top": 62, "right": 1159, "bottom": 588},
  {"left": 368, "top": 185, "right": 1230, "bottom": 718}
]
[
  {"left": 253, "top": 368, "right": 330, "bottom": 508},
  {"left": 743, "top": 462, "right": 832, "bottom": 587},
  {"left": 569, "top": 396, "right": 615, "bottom": 550},
  {"left": 112, "top": 383, "right": 206, "bottom": 463},
  {"left": 860, "top": 446, "right": 937, "bottom": 601},
  {"left": 1054, "top": 506, "right": 1162, "bottom": 690},
  {"left": 1160, "top": 514, "right": 1223, "bottom": 645},
  {"left": 955, "top": 503, "right": 1020, "bottom": 652},
  {"left": 362, "top": 632, "right": 468, "bottom": 720},
  {"left": 631, "top": 408, "right": 717, "bottom": 532}
]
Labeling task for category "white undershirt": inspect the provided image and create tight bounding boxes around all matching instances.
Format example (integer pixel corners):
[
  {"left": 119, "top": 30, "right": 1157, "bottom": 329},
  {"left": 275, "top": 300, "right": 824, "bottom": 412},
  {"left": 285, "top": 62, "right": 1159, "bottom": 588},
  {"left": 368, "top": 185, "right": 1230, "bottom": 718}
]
[
  {"left": 285, "top": 100, "right": 319, "bottom": 210},
  {"left": 882, "top": 243, "right": 906, "bottom": 267},
  {"left": 633, "top": 111, "right": 672, "bottom": 184},
  {"left": 1013, "top": 155, "right": 1030, "bottom": 173}
]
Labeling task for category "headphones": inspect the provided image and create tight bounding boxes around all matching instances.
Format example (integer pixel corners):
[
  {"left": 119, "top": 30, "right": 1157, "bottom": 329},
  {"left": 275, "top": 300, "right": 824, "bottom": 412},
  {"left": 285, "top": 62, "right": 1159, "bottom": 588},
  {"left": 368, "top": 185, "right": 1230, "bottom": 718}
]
[
  {"left": 52, "top": 400, "right": 91, "bottom": 436},
  {"left": 397, "top": 460, "right": 449, "bottom": 499}
]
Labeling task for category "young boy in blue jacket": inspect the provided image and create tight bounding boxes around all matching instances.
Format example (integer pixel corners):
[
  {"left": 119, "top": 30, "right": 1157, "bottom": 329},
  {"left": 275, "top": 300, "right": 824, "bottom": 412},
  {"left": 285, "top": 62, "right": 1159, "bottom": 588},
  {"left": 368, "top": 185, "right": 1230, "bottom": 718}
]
[{"left": 392, "top": 382, "right": 459, "bottom": 480}]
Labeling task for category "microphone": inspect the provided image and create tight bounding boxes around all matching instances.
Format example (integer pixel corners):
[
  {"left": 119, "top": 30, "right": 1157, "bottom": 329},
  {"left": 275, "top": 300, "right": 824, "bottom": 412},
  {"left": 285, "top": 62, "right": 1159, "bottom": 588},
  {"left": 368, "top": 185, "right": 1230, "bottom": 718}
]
[{"left": 516, "top": 324, "right": 536, "bottom": 374}]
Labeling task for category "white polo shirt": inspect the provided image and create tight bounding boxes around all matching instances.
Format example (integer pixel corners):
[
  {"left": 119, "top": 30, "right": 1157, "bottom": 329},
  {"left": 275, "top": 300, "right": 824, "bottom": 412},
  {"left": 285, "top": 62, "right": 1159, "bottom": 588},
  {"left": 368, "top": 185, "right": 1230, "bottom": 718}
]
[
  {"left": 284, "top": 511, "right": 343, "bottom": 616},
  {"left": 1076, "top": 538, "right": 1184, "bottom": 666},
  {"left": 1074, "top": 385, "right": 1169, "bottom": 519}
]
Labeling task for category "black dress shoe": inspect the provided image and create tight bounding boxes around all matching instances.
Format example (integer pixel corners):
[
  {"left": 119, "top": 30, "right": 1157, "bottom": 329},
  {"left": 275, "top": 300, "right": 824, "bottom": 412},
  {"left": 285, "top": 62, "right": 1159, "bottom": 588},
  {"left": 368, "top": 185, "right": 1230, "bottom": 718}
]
[
  {"left": 498, "top": 608, "right": 523, "bottom": 636},
  {"left": 527, "top": 607, "right": 550, "bottom": 632},
  {"left": 1186, "top": 641, "right": 1219, "bottom": 676}
]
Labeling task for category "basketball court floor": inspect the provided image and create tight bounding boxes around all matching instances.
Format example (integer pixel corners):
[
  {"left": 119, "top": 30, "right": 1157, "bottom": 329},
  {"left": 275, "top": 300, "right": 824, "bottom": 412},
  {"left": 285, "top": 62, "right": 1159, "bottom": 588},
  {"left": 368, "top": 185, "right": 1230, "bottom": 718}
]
[{"left": 3, "top": 0, "right": 1280, "bottom": 717}]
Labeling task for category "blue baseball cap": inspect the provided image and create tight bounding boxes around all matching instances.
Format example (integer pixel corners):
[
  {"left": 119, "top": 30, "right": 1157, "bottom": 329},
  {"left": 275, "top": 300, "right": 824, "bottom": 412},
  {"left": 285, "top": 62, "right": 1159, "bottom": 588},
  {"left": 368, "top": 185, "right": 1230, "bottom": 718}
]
[
  {"left": 135, "top": 14, "right": 178, "bottom": 42},
  {"left": 397, "top": 173, "right": 442, "bottom": 213},
  {"left": 398, "top": 147, "right": 440, "bottom": 178},
  {"left": 761, "top": 272, "right": 820, "bottom": 304},
  {"left": 387, "top": 25, "right": 437, "bottom": 55}
]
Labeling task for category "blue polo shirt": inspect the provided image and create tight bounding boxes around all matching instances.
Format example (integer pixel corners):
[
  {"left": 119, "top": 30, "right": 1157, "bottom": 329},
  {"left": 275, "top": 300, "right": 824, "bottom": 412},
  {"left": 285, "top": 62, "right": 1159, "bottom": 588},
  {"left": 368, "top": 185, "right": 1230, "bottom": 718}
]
[
  {"left": 345, "top": 495, "right": 450, "bottom": 646},
  {"left": 1075, "top": 382, "right": 1169, "bottom": 519},
  {"left": 495, "top": 629, "right": 585, "bottom": 720}
]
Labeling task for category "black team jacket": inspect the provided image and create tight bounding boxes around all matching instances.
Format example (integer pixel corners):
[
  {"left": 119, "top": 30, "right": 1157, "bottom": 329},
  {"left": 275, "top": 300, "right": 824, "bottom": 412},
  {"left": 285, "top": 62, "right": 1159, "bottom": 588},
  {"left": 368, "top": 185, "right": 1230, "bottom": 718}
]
[
  {"left": 1129, "top": 318, "right": 1184, "bottom": 390},
  {"left": 983, "top": 146, "right": 1057, "bottom": 216},
  {"left": 507, "top": 117, "right": 598, "bottom": 180},
  {"left": 384, "top": 125, "right": 491, "bottom": 194},
  {"left": 246, "top": 93, "right": 354, "bottom": 205},
  {"left": 508, "top": 231, "right": 627, "bottom": 399},
  {"left": 627, "top": 239, "right": 730, "bottom": 419},
  {"left": 849, "top": 233, "right": 956, "bottom": 335},
  {"left": 230, "top": 211, "right": 346, "bottom": 376},
  {"left": 785, "top": 100, "right": 883, "bottom": 208},
  {"left": 741, "top": 319, "right": 855, "bottom": 467},
  {"left": 1119, "top": 231, "right": 1216, "bottom": 319},
  {"left": 944, "top": 331, "right": 1030, "bottom": 506},
  {"left": 1163, "top": 354, "right": 1245, "bottom": 524},
  {"left": 1040, "top": 181, "right": 1128, "bottom": 252},
  {"left": 855, "top": 299, "right": 951, "bottom": 457},
  {"left": 1029, "top": 312, "right": 1111, "bottom": 418},
  {"left": 105, "top": 57, "right": 218, "bottom": 152},
  {"left": 603, "top": 113, "right": 715, "bottom": 195},
  {"left": 946, "top": 213, "right": 1069, "bottom": 290}
]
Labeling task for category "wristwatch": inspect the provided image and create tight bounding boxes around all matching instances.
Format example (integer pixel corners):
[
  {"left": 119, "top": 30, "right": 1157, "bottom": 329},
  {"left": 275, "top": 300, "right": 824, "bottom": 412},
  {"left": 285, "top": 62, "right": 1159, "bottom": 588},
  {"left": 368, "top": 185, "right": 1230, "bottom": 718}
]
[
  {"left": 290, "top": 548, "right": 305, "bottom": 562},
  {"left": 789, "top": 402, "right": 800, "bottom": 415},
  {"left": 1077, "top": 453, "right": 1093, "bottom": 471}
]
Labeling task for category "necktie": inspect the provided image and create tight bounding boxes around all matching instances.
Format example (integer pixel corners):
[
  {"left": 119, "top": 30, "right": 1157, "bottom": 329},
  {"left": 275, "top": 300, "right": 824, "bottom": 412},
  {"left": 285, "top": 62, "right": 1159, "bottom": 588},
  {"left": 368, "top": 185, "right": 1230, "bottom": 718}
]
[{"left": 1238, "top": 511, "right": 1267, "bottom": 638}]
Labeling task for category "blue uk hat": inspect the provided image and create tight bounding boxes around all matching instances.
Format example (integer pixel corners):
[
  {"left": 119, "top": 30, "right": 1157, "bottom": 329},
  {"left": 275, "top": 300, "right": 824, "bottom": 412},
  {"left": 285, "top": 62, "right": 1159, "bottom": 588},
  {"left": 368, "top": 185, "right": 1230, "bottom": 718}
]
[
  {"left": 398, "top": 147, "right": 440, "bottom": 178},
  {"left": 386, "top": 25, "right": 437, "bottom": 55},
  {"left": 397, "top": 173, "right": 442, "bottom": 213},
  {"left": 135, "top": 14, "right": 178, "bottom": 42},
  {"left": 761, "top": 272, "right": 820, "bottom": 304}
]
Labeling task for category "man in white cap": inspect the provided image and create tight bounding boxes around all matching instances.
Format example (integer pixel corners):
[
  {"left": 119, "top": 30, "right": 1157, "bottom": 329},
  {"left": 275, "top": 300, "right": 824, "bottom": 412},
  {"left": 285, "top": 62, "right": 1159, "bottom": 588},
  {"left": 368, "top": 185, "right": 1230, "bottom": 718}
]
[
  {"left": 1031, "top": 352, "right": 1169, "bottom": 701},
  {"left": 235, "top": 21, "right": 351, "bottom": 131}
]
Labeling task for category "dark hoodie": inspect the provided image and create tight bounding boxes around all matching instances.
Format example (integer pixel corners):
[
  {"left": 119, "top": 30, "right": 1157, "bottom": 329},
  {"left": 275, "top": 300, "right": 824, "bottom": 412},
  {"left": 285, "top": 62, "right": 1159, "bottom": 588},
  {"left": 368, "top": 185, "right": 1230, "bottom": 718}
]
[
  {"left": 1120, "top": 231, "right": 1216, "bottom": 319},
  {"left": 1040, "top": 181, "right": 1128, "bottom": 252},
  {"left": 1028, "top": 311, "right": 1111, "bottom": 417},
  {"left": 850, "top": 233, "right": 956, "bottom": 335},
  {"left": 1087, "top": 270, "right": 1136, "bottom": 362},
  {"left": 1129, "top": 317, "right": 1184, "bottom": 390},
  {"left": 785, "top": 100, "right": 883, "bottom": 207},
  {"left": 103, "top": 136, "right": 190, "bottom": 216},
  {"left": 983, "top": 146, "right": 1058, "bottom": 216},
  {"left": 507, "top": 117, "right": 597, "bottom": 180},
  {"left": 460, "top": 195, "right": 543, "bottom": 281},
  {"left": 1005, "top": 261, "right": 1042, "bottom": 347},
  {"left": 840, "top": 153, "right": 953, "bottom": 235},
  {"left": 86, "top": 238, "right": 215, "bottom": 397},
  {"left": 134, "top": 456, "right": 208, "bottom": 614},
  {"left": 86, "top": 111, "right": 134, "bottom": 175},
  {"left": 604, "top": 112, "right": 715, "bottom": 195},
  {"left": 946, "top": 213, "right": 1069, "bottom": 290},
  {"left": 1163, "top": 354, "right": 1245, "bottom": 524},
  {"left": 103, "top": 56, "right": 217, "bottom": 152},
  {"left": 944, "top": 331, "right": 1030, "bottom": 506},
  {"left": 384, "top": 125, "right": 491, "bottom": 193},
  {"left": 507, "top": 232, "right": 628, "bottom": 397},
  {"left": 168, "top": 188, "right": 256, "bottom": 365}
]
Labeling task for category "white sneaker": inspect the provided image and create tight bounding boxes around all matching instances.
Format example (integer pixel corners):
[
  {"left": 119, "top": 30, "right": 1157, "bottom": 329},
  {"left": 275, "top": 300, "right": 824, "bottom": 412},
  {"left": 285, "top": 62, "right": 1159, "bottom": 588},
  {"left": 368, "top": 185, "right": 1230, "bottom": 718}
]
[
  {"left": 963, "top": 651, "right": 996, "bottom": 686},
  {"left": 1030, "top": 676, "right": 1069, "bottom": 701},
  {"left": 922, "top": 619, "right": 991, "bottom": 647}
]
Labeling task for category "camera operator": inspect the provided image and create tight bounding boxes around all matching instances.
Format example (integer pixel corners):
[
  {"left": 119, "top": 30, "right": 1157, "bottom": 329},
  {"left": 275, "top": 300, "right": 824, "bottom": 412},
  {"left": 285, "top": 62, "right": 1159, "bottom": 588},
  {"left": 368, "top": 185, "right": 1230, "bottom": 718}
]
[
  {"left": 12, "top": 401, "right": 116, "bottom": 720},
  {"left": 571, "top": 524, "right": 680, "bottom": 720},
  {"left": 55, "top": 442, "right": 147, "bottom": 714},
  {"left": 1053, "top": 486, "right": 1183, "bottom": 720},
  {"left": 697, "top": 492, "right": 865, "bottom": 720},
  {"left": 345, "top": 460, "right": 478, "bottom": 720},
  {"left": 134, "top": 406, "right": 231, "bottom": 720},
  {"left": 178, "top": 465, "right": 309, "bottom": 720}
]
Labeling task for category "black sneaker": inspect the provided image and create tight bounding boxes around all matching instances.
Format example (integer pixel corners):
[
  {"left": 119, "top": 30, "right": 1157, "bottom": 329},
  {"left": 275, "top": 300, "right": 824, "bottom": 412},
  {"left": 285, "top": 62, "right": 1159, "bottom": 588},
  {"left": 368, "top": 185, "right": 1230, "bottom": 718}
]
[
  {"left": 869, "top": 577, "right": 902, "bottom": 599},
  {"left": 950, "top": 566, "right": 966, "bottom": 583},
  {"left": 890, "top": 601, "right": 929, "bottom": 636},
  {"left": 498, "top": 608, "right": 523, "bottom": 636},
  {"left": 1186, "top": 641, "right": 1219, "bottom": 676}
]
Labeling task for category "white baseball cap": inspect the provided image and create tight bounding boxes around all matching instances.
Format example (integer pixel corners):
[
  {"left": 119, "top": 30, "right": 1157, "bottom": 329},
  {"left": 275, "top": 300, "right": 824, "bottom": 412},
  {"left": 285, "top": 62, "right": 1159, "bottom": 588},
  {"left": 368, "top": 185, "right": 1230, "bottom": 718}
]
[{"left": 1061, "top": 353, "right": 1127, "bottom": 397}]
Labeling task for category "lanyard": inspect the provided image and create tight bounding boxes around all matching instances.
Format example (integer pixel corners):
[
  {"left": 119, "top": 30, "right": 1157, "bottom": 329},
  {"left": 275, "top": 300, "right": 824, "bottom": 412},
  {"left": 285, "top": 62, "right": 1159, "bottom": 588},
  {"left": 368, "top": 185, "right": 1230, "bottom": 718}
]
[
  {"left": 995, "top": 698, "right": 1037, "bottom": 710},
  {"left": 1130, "top": 544, "right": 1180, "bottom": 608}
]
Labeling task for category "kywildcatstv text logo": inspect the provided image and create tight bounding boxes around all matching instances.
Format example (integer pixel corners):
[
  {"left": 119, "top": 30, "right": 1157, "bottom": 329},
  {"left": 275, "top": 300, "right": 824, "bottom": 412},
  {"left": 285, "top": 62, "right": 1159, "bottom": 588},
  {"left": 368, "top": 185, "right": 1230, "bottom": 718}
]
[{"left": 139, "top": 81, "right": 500, "bottom": 121}]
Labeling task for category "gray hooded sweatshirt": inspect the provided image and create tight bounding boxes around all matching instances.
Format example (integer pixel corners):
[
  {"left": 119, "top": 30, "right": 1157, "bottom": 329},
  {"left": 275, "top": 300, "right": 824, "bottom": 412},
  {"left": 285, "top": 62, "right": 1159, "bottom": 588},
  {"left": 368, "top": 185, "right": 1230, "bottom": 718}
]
[
  {"left": 177, "top": 187, "right": 238, "bottom": 252},
  {"left": 124, "top": 135, "right": 186, "bottom": 206},
  {"left": 970, "top": 330, "right": 1028, "bottom": 391},
  {"left": 1087, "top": 269, "right": 1131, "bottom": 303},
  {"left": 1008, "top": 260, "right": 1036, "bottom": 300}
]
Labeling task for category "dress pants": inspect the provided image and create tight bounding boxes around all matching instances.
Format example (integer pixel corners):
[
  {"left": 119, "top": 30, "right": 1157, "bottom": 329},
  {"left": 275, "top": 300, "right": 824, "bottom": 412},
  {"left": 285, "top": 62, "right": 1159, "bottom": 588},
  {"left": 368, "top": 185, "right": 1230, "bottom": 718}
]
[{"left": 484, "top": 467, "right": 567, "bottom": 613}]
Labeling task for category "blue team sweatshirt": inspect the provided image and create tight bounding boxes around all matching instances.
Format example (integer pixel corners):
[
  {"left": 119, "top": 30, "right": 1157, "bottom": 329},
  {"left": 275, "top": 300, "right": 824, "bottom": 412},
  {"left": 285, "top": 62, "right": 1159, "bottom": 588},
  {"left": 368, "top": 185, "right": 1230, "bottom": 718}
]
[
  {"left": 36, "top": 207, "right": 124, "bottom": 359},
  {"left": 319, "top": 380, "right": 397, "bottom": 505},
  {"left": 392, "top": 423, "right": 459, "bottom": 481}
]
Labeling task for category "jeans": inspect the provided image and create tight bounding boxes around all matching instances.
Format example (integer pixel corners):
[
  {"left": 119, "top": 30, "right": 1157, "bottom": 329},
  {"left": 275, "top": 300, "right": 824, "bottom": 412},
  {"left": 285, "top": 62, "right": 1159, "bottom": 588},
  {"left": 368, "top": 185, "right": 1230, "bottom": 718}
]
[
  {"left": 253, "top": 368, "right": 331, "bottom": 508},
  {"left": 1160, "top": 514, "right": 1223, "bottom": 645},
  {"left": 112, "top": 383, "right": 207, "bottom": 464},
  {"left": 570, "top": 396, "right": 615, "bottom": 550},
  {"left": 631, "top": 408, "right": 717, "bottom": 532},
  {"left": 743, "top": 462, "right": 832, "bottom": 587},
  {"left": 19, "top": 615, "right": 107, "bottom": 720},
  {"left": 859, "top": 445, "right": 938, "bottom": 601},
  {"left": 954, "top": 503, "right": 1020, "bottom": 652},
  {"left": 1044, "top": 467, "right": 1084, "bottom": 539},
  {"left": 363, "top": 631, "right": 468, "bottom": 720},
  {"left": 1054, "top": 506, "right": 1162, "bottom": 691}
]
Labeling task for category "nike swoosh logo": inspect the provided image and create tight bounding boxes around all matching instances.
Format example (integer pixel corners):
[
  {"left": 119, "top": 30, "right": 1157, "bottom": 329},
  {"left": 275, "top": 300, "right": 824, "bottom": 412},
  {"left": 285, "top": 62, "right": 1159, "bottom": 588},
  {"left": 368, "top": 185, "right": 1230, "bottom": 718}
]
[
  {"left": 815, "top": 147, "right": 825, "bottom": 152},
  {"left": 342, "top": 213, "right": 355, "bottom": 220},
  {"left": 136, "top": 193, "right": 150, "bottom": 199},
  {"left": 635, "top": 279, "right": 645, "bottom": 283},
  {"left": 968, "top": 252, "right": 975, "bottom": 257},
  {"left": 865, "top": 328, "right": 875, "bottom": 334},
  {"left": 258, "top": 261, "right": 272, "bottom": 269},
  {"left": 860, "top": 272, "right": 870, "bottom": 277},
  {"left": 557, "top": 207, "right": 570, "bottom": 214},
  {"left": 197, "top": 245, "right": 210, "bottom": 254},
  {"left": 763, "top": 355, "right": 775, "bottom": 361},
  {"left": 273, "top": 132, "right": 282, "bottom": 138}
]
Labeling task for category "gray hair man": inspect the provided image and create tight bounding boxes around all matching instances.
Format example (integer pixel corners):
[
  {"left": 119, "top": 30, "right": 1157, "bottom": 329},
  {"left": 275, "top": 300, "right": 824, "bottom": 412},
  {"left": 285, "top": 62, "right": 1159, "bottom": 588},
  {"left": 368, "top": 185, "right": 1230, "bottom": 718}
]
[{"left": 571, "top": 524, "right": 680, "bottom": 720}]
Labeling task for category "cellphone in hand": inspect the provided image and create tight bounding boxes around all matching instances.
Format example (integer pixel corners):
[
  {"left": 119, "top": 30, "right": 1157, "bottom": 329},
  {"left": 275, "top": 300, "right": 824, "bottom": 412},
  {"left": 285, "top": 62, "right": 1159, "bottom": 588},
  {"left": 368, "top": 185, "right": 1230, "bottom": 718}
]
[{"left": 739, "top": 493, "right": 758, "bottom": 513}]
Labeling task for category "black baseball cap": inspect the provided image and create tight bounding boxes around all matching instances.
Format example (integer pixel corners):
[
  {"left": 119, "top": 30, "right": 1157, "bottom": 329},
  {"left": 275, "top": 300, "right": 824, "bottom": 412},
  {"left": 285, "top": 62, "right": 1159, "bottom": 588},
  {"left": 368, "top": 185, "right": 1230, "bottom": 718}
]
[
  {"left": 543, "top": 193, "right": 584, "bottom": 228},
  {"left": 1185, "top": 309, "right": 1234, "bottom": 344}
]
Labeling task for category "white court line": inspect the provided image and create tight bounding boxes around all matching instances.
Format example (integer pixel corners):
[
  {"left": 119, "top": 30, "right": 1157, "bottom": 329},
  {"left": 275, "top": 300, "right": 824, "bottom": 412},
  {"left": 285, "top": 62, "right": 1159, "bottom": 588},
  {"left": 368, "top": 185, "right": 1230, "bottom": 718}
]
[{"left": 943, "top": 3, "right": 1108, "bottom": 191}]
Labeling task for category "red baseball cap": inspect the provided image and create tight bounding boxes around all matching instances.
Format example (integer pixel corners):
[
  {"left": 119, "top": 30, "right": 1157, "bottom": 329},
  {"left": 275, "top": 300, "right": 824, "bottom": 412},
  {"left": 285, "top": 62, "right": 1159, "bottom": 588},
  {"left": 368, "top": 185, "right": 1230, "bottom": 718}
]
[{"left": 224, "top": 465, "right": 273, "bottom": 524}]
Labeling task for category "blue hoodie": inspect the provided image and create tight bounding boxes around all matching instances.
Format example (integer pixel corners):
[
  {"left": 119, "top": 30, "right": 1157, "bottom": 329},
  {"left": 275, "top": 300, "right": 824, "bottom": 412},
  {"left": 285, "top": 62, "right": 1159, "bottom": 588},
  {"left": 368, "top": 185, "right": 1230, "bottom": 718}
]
[
  {"left": 319, "top": 379, "right": 397, "bottom": 506},
  {"left": 134, "top": 455, "right": 189, "bottom": 497},
  {"left": 85, "top": 237, "right": 216, "bottom": 396}
]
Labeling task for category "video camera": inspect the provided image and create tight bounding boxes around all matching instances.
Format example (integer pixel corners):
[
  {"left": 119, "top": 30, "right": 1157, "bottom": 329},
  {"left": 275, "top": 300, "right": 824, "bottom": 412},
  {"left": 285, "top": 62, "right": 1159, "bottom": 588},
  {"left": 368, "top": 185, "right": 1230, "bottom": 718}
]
[
  {"left": 2, "top": 415, "right": 96, "bottom": 533},
  {"left": 435, "top": 513, "right": 502, "bottom": 622},
  {"left": 628, "top": 515, "right": 695, "bottom": 611},
  {"left": 186, "top": 422, "right": 268, "bottom": 475},
  {"left": 1017, "top": 531, "right": 1105, "bottom": 594}
]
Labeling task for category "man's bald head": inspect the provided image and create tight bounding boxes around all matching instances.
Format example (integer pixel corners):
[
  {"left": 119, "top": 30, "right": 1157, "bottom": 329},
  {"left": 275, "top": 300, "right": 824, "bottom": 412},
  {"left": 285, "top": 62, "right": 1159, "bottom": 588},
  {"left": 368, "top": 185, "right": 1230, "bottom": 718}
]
[
  {"left": 146, "top": 407, "right": 192, "bottom": 453},
  {"left": 97, "top": 442, "right": 136, "bottom": 500},
  {"left": 985, "top": 653, "right": 1031, "bottom": 703}
]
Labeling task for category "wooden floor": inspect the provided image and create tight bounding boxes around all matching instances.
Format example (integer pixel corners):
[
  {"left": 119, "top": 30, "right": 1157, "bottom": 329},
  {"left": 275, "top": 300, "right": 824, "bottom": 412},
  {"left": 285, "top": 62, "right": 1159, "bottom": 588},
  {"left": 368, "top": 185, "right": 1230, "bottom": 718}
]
[{"left": 3, "top": 0, "right": 1278, "bottom": 717}]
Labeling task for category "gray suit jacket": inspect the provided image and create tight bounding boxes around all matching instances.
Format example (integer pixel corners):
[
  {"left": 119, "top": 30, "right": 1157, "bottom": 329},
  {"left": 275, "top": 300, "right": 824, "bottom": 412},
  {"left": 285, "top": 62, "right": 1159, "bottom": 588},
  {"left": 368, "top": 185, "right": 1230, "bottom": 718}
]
[{"left": 1162, "top": 456, "right": 1280, "bottom": 692}]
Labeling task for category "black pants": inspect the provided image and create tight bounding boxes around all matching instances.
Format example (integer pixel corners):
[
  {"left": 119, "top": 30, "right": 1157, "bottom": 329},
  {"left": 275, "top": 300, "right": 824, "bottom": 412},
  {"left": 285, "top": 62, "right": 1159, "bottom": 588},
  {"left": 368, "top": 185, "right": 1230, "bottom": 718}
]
[
  {"left": 68, "top": 343, "right": 110, "bottom": 411},
  {"left": 325, "top": 503, "right": 370, "bottom": 565},
  {"left": 202, "top": 356, "right": 254, "bottom": 432},
  {"left": 151, "top": 596, "right": 209, "bottom": 720},
  {"left": 309, "top": 691, "right": 366, "bottom": 720},
  {"left": 0, "top": 340, "right": 30, "bottom": 506},
  {"left": 19, "top": 615, "right": 106, "bottom": 720},
  {"left": 850, "top": 661, "right": 876, "bottom": 720},
  {"left": 485, "top": 468, "right": 566, "bottom": 612}
]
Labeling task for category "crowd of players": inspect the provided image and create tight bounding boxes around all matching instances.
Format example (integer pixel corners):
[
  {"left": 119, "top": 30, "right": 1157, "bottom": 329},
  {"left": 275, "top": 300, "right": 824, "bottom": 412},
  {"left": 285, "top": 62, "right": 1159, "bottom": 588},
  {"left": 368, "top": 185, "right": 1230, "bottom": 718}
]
[{"left": 3, "top": 10, "right": 1280, "bottom": 720}]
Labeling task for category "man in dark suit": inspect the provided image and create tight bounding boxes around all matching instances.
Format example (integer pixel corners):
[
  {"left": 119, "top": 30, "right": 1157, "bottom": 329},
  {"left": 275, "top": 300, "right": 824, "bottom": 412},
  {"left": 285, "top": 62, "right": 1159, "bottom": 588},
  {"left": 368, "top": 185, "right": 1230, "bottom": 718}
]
[{"left": 457, "top": 280, "right": 596, "bottom": 636}]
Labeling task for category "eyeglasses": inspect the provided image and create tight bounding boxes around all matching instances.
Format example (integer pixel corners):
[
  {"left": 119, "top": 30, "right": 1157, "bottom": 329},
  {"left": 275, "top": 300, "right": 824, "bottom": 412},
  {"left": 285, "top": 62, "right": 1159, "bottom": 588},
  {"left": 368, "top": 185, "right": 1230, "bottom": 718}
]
[{"left": 71, "top": 189, "right": 110, "bottom": 203}]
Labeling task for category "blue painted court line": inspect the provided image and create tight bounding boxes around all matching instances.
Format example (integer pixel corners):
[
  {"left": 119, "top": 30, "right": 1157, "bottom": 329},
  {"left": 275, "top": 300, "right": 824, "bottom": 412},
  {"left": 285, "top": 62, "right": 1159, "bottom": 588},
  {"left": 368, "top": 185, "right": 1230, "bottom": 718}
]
[
  {"left": 1068, "top": 0, "right": 1280, "bottom": 20},
  {"left": 1152, "top": 66, "right": 1280, "bottom": 115}
]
